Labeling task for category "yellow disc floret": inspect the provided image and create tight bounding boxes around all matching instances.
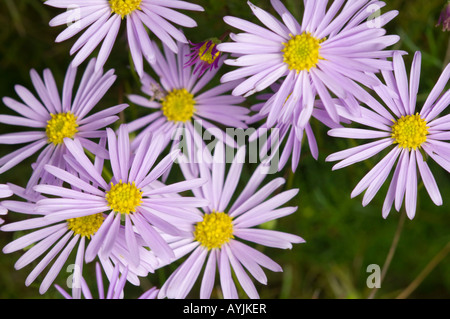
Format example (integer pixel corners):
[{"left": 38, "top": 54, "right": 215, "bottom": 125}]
[
  {"left": 391, "top": 113, "right": 429, "bottom": 150},
  {"left": 194, "top": 211, "right": 234, "bottom": 250},
  {"left": 67, "top": 213, "right": 104, "bottom": 239},
  {"left": 199, "top": 42, "right": 220, "bottom": 65},
  {"left": 106, "top": 180, "right": 143, "bottom": 214},
  {"left": 109, "top": 0, "right": 142, "bottom": 18},
  {"left": 282, "top": 32, "right": 326, "bottom": 72},
  {"left": 45, "top": 112, "right": 78, "bottom": 145},
  {"left": 162, "top": 88, "right": 196, "bottom": 123}
]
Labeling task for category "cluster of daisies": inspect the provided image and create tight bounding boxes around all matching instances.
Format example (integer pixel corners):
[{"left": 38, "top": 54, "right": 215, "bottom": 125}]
[{"left": 0, "top": 0, "right": 449, "bottom": 299}]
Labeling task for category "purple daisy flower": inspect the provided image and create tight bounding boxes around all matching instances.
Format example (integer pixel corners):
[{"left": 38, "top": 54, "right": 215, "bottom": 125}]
[
  {"left": 1, "top": 183, "right": 157, "bottom": 296},
  {"left": 127, "top": 41, "right": 249, "bottom": 178},
  {"left": 0, "top": 58, "right": 127, "bottom": 190},
  {"left": 0, "top": 184, "right": 13, "bottom": 225},
  {"left": 35, "top": 124, "right": 208, "bottom": 269},
  {"left": 55, "top": 262, "right": 159, "bottom": 299},
  {"left": 185, "top": 39, "right": 223, "bottom": 77},
  {"left": 157, "top": 141, "right": 305, "bottom": 299},
  {"left": 326, "top": 51, "right": 450, "bottom": 219},
  {"left": 45, "top": 0, "right": 204, "bottom": 77},
  {"left": 217, "top": 0, "right": 400, "bottom": 127}
]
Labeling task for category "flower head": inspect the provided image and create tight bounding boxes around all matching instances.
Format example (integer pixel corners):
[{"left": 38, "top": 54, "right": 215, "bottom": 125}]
[
  {"left": 218, "top": 0, "right": 399, "bottom": 129},
  {"left": 34, "top": 124, "right": 208, "bottom": 270},
  {"left": 1, "top": 183, "right": 156, "bottom": 296},
  {"left": 157, "top": 142, "right": 304, "bottom": 299},
  {"left": 45, "top": 0, "right": 204, "bottom": 76},
  {"left": 0, "top": 58, "right": 127, "bottom": 190},
  {"left": 185, "top": 39, "right": 223, "bottom": 77},
  {"left": 127, "top": 41, "right": 249, "bottom": 179},
  {"left": 326, "top": 52, "right": 450, "bottom": 219}
]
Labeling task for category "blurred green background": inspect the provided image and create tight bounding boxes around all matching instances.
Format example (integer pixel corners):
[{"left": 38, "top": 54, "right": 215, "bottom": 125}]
[{"left": 0, "top": 0, "right": 449, "bottom": 299}]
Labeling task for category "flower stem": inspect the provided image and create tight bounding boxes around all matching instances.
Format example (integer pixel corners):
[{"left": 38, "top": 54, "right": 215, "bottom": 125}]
[
  {"left": 367, "top": 209, "right": 407, "bottom": 299},
  {"left": 396, "top": 241, "right": 450, "bottom": 299},
  {"left": 219, "top": 30, "right": 231, "bottom": 42}
]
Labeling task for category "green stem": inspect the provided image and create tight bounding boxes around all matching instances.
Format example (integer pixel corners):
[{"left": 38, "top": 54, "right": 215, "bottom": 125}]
[
  {"left": 286, "top": 168, "right": 295, "bottom": 191},
  {"left": 396, "top": 242, "right": 450, "bottom": 299},
  {"left": 367, "top": 209, "right": 406, "bottom": 299}
]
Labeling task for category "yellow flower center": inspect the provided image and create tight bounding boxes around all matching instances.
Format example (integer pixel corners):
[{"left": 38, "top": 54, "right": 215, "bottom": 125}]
[
  {"left": 198, "top": 42, "right": 220, "bottom": 65},
  {"left": 45, "top": 112, "right": 78, "bottom": 145},
  {"left": 194, "top": 211, "right": 234, "bottom": 250},
  {"left": 109, "top": 0, "right": 142, "bottom": 18},
  {"left": 282, "top": 32, "right": 326, "bottom": 72},
  {"left": 67, "top": 213, "right": 104, "bottom": 239},
  {"left": 105, "top": 181, "right": 143, "bottom": 214},
  {"left": 162, "top": 88, "right": 196, "bottom": 123},
  {"left": 391, "top": 113, "right": 429, "bottom": 150}
]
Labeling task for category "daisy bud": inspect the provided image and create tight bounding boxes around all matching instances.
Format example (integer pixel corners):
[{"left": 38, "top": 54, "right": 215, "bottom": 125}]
[{"left": 437, "top": 2, "right": 450, "bottom": 31}]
